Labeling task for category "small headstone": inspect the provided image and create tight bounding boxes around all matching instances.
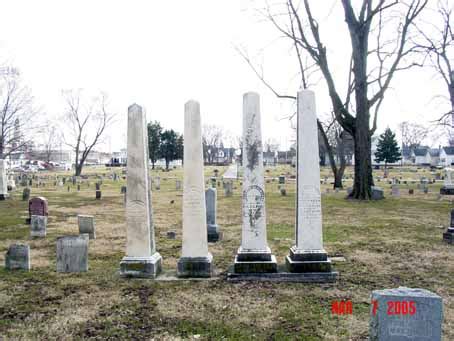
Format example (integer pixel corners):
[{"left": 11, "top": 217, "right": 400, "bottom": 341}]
[
  {"left": 371, "top": 186, "right": 384, "bottom": 200},
  {"left": 369, "top": 287, "right": 442, "bottom": 341},
  {"left": 409, "top": 189, "right": 414, "bottom": 195},
  {"left": 5, "top": 244, "right": 30, "bottom": 271},
  {"left": 56, "top": 235, "right": 89, "bottom": 273},
  {"left": 154, "top": 176, "right": 161, "bottom": 190},
  {"left": 280, "top": 188, "right": 287, "bottom": 196},
  {"left": 167, "top": 231, "right": 176, "bottom": 239},
  {"left": 278, "top": 176, "right": 285, "bottom": 184},
  {"left": 78, "top": 215, "right": 95, "bottom": 240},
  {"left": 30, "top": 215, "right": 47, "bottom": 237},
  {"left": 443, "top": 209, "right": 454, "bottom": 244},
  {"left": 391, "top": 185, "right": 400, "bottom": 197},
  {"left": 205, "top": 188, "right": 221, "bottom": 242},
  {"left": 224, "top": 180, "right": 233, "bottom": 197},
  {"left": 22, "top": 187, "right": 31, "bottom": 201},
  {"left": 29, "top": 197, "right": 48, "bottom": 218}
]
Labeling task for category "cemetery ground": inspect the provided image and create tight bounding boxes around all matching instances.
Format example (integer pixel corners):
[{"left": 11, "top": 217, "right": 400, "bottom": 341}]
[{"left": 0, "top": 165, "right": 453, "bottom": 340}]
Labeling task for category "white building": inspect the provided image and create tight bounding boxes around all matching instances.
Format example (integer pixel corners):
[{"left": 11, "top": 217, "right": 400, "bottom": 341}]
[{"left": 440, "top": 147, "right": 454, "bottom": 166}]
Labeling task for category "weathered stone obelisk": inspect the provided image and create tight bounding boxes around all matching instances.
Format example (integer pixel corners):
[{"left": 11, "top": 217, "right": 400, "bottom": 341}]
[
  {"left": 0, "top": 159, "right": 9, "bottom": 200},
  {"left": 120, "top": 104, "right": 162, "bottom": 278},
  {"left": 233, "top": 92, "right": 277, "bottom": 273},
  {"left": 177, "top": 100, "right": 213, "bottom": 277},
  {"left": 286, "top": 90, "right": 336, "bottom": 279}
]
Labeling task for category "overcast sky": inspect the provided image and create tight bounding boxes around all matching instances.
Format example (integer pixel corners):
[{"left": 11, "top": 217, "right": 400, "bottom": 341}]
[{"left": 0, "top": 0, "right": 449, "bottom": 152}]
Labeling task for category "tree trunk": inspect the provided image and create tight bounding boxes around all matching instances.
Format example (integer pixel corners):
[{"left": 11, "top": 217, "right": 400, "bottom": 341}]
[
  {"left": 151, "top": 160, "right": 155, "bottom": 170},
  {"left": 351, "top": 130, "right": 373, "bottom": 199},
  {"left": 75, "top": 164, "right": 82, "bottom": 176},
  {"left": 165, "top": 158, "right": 170, "bottom": 171}
]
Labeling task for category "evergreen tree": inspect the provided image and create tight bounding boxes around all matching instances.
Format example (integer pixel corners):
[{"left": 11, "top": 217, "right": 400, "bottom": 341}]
[
  {"left": 147, "top": 121, "right": 162, "bottom": 169},
  {"left": 176, "top": 134, "right": 184, "bottom": 164},
  {"left": 160, "top": 129, "right": 179, "bottom": 170},
  {"left": 374, "top": 128, "right": 401, "bottom": 170}
]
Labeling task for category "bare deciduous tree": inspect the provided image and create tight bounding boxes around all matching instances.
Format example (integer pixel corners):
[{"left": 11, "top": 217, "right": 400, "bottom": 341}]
[
  {"left": 62, "top": 89, "right": 115, "bottom": 176},
  {"left": 38, "top": 121, "right": 61, "bottom": 163},
  {"left": 398, "top": 121, "right": 429, "bottom": 151},
  {"left": 262, "top": 0, "right": 427, "bottom": 199},
  {"left": 202, "top": 124, "right": 224, "bottom": 164},
  {"left": 0, "top": 69, "right": 39, "bottom": 159},
  {"left": 413, "top": 0, "right": 454, "bottom": 126}
]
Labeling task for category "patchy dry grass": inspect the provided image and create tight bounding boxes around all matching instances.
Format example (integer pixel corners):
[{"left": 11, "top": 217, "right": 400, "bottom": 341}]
[{"left": 0, "top": 165, "right": 453, "bottom": 340}]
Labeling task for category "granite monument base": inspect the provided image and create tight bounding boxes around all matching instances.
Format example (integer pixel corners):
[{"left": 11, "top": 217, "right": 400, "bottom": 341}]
[
  {"left": 227, "top": 265, "right": 338, "bottom": 282},
  {"left": 233, "top": 247, "right": 278, "bottom": 273},
  {"left": 285, "top": 247, "right": 335, "bottom": 274},
  {"left": 120, "top": 253, "right": 162, "bottom": 278},
  {"left": 440, "top": 186, "right": 454, "bottom": 195},
  {"left": 207, "top": 224, "right": 222, "bottom": 242},
  {"left": 177, "top": 253, "right": 213, "bottom": 278}
]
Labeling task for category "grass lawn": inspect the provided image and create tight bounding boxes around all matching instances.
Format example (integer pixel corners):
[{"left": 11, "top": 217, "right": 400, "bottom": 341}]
[{"left": 0, "top": 165, "right": 452, "bottom": 340}]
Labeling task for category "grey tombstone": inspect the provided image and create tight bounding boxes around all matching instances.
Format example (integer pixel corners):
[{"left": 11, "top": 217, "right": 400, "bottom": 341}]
[
  {"left": 5, "top": 244, "right": 30, "bottom": 271},
  {"left": 224, "top": 180, "right": 233, "bottom": 197},
  {"left": 30, "top": 215, "right": 47, "bottom": 238},
  {"left": 22, "top": 187, "right": 31, "bottom": 201},
  {"left": 167, "top": 231, "right": 176, "bottom": 239},
  {"left": 205, "top": 188, "right": 222, "bottom": 242},
  {"left": 409, "top": 188, "right": 414, "bottom": 195},
  {"left": 391, "top": 185, "right": 400, "bottom": 197},
  {"left": 78, "top": 215, "right": 95, "bottom": 240},
  {"left": 56, "top": 235, "right": 89, "bottom": 273},
  {"left": 280, "top": 188, "right": 287, "bottom": 196},
  {"left": 154, "top": 176, "right": 161, "bottom": 190},
  {"left": 442, "top": 209, "right": 454, "bottom": 244},
  {"left": 371, "top": 186, "right": 384, "bottom": 200},
  {"left": 278, "top": 175, "right": 285, "bottom": 184},
  {"left": 369, "top": 287, "right": 442, "bottom": 341}
]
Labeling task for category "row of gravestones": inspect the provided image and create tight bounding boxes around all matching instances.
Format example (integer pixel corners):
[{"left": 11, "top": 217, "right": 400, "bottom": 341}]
[
  {"left": 5, "top": 195, "right": 96, "bottom": 272},
  {"left": 2, "top": 91, "right": 446, "bottom": 340},
  {"left": 120, "top": 91, "right": 443, "bottom": 340}
]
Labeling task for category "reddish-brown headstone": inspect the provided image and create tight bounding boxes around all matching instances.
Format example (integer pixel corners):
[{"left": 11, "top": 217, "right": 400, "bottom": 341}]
[{"left": 28, "top": 197, "right": 48, "bottom": 218}]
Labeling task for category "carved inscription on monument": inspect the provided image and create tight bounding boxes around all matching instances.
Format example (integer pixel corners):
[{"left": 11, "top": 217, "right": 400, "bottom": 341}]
[
  {"left": 185, "top": 185, "right": 203, "bottom": 218},
  {"left": 299, "top": 185, "right": 321, "bottom": 223},
  {"left": 243, "top": 185, "right": 265, "bottom": 236}
]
